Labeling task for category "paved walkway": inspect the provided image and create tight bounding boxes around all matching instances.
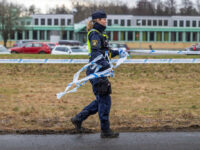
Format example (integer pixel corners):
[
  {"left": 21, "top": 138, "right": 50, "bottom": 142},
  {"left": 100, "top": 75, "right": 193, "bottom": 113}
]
[{"left": 0, "top": 132, "right": 200, "bottom": 150}]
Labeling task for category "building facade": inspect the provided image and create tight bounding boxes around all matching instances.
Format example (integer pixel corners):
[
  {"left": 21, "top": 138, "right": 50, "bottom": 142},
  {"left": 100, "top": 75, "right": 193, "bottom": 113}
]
[{"left": 1, "top": 14, "right": 200, "bottom": 49}]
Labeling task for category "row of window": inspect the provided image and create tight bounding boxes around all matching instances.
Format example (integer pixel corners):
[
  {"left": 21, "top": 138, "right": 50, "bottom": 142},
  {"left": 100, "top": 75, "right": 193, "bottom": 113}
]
[
  {"left": 107, "top": 19, "right": 131, "bottom": 26},
  {"left": 173, "top": 20, "right": 200, "bottom": 27},
  {"left": 34, "top": 18, "right": 72, "bottom": 26},
  {"left": 106, "top": 31, "right": 200, "bottom": 42},
  {"left": 137, "top": 19, "right": 169, "bottom": 26},
  {"left": 9, "top": 30, "right": 74, "bottom": 40},
  {"left": 107, "top": 18, "right": 200, "bottom": 27}
]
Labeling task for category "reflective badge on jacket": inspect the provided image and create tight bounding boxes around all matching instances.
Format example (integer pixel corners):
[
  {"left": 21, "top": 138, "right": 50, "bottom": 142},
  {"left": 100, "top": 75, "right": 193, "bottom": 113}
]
[{"left": 92, "top": 40, "right": 98, "bottom": 46}]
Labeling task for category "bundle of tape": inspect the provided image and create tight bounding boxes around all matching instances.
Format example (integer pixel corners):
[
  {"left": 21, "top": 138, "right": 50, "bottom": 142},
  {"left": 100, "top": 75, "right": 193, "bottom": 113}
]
[{"left": 56, "top": 50, "right": 128, "bottom": 99}]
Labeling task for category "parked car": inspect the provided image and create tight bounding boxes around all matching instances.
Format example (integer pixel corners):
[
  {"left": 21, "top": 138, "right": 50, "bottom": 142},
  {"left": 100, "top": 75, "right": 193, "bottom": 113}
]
[
  {"left": 58, "top": 40, "right": 82, "bottom": 46},
  {"left": 109, "top": 42, "right": 130, "bottom": 52},
  {"left": 0, "top": 45, "right": 10, "bottom": 54},
  {"left": 51, "top": 45, "right": 88, "bottom": 55},
  {"left": 13, "top": 40, "right": 38, "bottom": 47},
  {"left": 185, "top": 43, "right": 200, "bottom": 51},
  {"left": 10, "top": 42, "right": 51, "bottom": 54},
  {"left": 44, "top": 42, "right": 58, "bottom": 51}
]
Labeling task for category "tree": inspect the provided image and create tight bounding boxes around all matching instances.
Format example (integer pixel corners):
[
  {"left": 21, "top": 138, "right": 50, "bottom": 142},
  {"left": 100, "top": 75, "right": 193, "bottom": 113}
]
[
  {"left": 179, "top": 0, "right": 198, "bottom": 15},
  {"left": 0, "top": 0, "right": 23, "bottom": 47},
  {"left": 47, "top": 4, "right": 71, "bottom": 14},
  {"left": 164, "top": 0, "right": 177, "bottom": 15},
  {"left": 196, "top": 0, "right": 200, "bottom": 15}
]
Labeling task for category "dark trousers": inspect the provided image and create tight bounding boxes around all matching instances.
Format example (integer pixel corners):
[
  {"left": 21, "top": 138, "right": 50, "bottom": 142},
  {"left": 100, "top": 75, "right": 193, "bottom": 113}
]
[{"left": 75, "top": 78, "right": 111, "bottom": 131}]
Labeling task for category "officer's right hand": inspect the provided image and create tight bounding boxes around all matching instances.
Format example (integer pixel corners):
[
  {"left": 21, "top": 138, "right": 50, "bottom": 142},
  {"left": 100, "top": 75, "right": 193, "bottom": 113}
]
[{"left": 119, "top": 48, "right": 127, "bottom": 58}]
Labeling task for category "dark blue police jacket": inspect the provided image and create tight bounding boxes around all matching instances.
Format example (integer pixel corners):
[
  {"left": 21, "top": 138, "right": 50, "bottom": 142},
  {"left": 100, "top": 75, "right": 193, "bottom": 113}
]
[{"left": 87, "top": 22, "right": 119, "bottom": 80}]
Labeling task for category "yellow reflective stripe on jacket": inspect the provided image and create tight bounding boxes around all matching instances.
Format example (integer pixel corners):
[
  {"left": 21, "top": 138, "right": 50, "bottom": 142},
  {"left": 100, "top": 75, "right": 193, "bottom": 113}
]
[{"left": 87, "top": 29, "right": 101, "bottom": 55}]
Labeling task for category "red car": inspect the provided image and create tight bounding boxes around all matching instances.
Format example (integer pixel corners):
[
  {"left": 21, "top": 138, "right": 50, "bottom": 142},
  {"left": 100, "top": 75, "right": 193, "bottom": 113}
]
[{"left": 10, "top": 42, "right": 51, "bottom": 54}]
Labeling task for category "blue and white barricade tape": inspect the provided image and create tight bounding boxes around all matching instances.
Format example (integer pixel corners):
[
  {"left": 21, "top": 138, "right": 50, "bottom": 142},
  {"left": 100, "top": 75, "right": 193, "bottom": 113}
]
[
  {"left": 129, "top": 50, "right": 200, "bottom": 55},
  {"left": 57, "top": 51, "right": 129, "bottom": 99},
  {"left": 1, "top": 59, "right": 200, "bottom": 64}
]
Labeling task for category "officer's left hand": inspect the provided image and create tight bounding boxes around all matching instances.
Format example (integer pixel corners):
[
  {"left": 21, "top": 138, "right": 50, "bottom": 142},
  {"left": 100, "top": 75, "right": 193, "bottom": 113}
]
[{"left": 119, "top": 48, "right": 127, "bottom": 58}]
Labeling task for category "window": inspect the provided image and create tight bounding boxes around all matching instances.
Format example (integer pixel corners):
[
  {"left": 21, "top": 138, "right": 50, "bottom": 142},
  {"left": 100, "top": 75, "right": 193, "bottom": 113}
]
[
  {"left": 113, "top": 31, "right": 118, "bottom": 41},
  {"left": 61, "top": 19, "right": 65, "bottom": 26},
  {"left": 137, "top": 19, "right": 141, "bottom": 26},
  {"left": 135, "top": 32, "right": 139, "bottom": 41},
  {"left": 69, "top": 31, "right": 73, "bottom": 40},
  {"left": 33, "top": 30, "right": 37, "bottom": 40},
  {"left": 178, "top": 32, "right": 183, "bottom": 41},
  {"left": 120, "top": 31, "right": 125, "bottom": 40},
  {"left": 193, "top": 32, "right": 197, "bottom": 41},
  {"left": 48, "top": 19, "right": 52, "bottom": 25},
  {"left": 150, "top": 32, "right": 154, "bottom": 41},
  {"left": 164, "top": 32, "right": 169, "bottom": 41},
  {"left": 153, "top": 20, "right": 157, "bottom": 26},
  {"left": 62, "top": 31, "right": 67, "bottom": 40},
  {"left": 54, "top": 19, "right": 58, "bottom": 25},
  {"left": 41, "top": 19, "right": 45, "bottom": 25},
  {"left": 173, "top": 21, "right": 177, "bottom": 27},
  {"left": 199, "top": 21, "right": 200, "bottom": 27},
  {"left": 114, "top": 19, "right": 118, "bottom": 25},
  {"left": 143, "top": 32, "right": 147, "bottom": 41},
  {"left": 186, "top": 21, "right": 190, "bottom": 27},
  {"left": 127, "top": 20, "right": 131, "bottom": 26},
  {"left": 40, "top": 31, "right": 45, "bottom": 40},
  {"left": 171, "top": 32, "right": 176, "bottom": 42},
  {"left": 164, "top": 20, "right": 168, "bottom": 26},
  {"left": 34, "top": 19, "right": 38, "bottom": 25},
  {"left": 25, "top": 31, "right": 29, "bottom": 39},
  {"left": 108, "top": 19, "right": 112, "bottom": 26},
  {"left": 157, "top": 32, "right": 162, "bottom": 41},
  {"left": 186, "top": 32, "right": 191, "bottom": 42},
  {"left": 121, "top": 20, "right": 125, "bottom": 26},
  {"left": 180, "top": 20, "right": 184, "bottom": 27},
  {"left": 148, "top": 20, "right": 151, "bottom": 26},
  {"left": 25, "top": 43, "right": 32, "bottom": 47},
  {"left": 67, "top": 19, "right": 71, "bottom": 25},
  {"left": 47, "top": 30, "right": 50, "bottom": 40},
  {"left": 192, "top": 21, "right": 196, "bottom": 27},
  {"left": 55, "top": 47, "right": 69, "bottom": 52},
  {"left": 159, "top": 20, "right": 162, "bottom": 26},
  {"left": 33, "top": 43, "right": 42, "bottom": 47},
  {"left": 128, "top": 31, "right": 133, "bottom": 41},
  {"left": 142, "top": 20, "right": 146, "bottom": 26}
]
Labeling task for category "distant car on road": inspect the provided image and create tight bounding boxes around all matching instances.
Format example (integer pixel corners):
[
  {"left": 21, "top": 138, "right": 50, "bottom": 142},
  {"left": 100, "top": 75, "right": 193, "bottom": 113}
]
[
  {"left": 13, "top": 40, "right": 38, "bottom": 47},
  {"left": 58, "top": 40, "right": 82, "bottom": 46},
  {"left": 0, "top": 45, "right": 10, "bottom": 54},
  {"left": 51, "top": 45, "right": 88, "bottom": 55},
  {"left": 44, "top": 42, "right": 58, "bottom": 51},
  {"left": 109, "top": 42, "right": 130, "bottom": 52},
  {"left": 185, "top": 44, "right": 200, "bottom": 51},
  {"left": 10, "top": 42, "right": 51, "bottom": 54}
]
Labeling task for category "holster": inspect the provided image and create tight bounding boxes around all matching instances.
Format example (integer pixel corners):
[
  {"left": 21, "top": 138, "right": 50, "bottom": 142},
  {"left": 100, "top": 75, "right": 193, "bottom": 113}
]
[{"left": 95, "top": 78, "right": 112, "bottom": 95}]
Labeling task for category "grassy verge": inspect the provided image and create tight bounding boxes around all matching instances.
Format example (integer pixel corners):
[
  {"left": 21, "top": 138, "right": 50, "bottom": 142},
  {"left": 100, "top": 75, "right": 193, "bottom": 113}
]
[{"left": 0, "top": 63, "right": 200, "bottom": 133}]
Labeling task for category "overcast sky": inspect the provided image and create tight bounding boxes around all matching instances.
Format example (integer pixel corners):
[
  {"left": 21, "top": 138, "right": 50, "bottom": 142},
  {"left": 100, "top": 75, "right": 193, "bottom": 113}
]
[{"left": 7, "top": 0, "right": 197, "bottom": 13}]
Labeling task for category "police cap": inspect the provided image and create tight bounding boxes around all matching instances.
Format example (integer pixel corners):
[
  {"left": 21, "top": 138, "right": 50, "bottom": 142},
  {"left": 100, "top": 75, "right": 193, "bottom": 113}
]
[{"left": 92, "top": 10, "right": 107, "bottom": 20}]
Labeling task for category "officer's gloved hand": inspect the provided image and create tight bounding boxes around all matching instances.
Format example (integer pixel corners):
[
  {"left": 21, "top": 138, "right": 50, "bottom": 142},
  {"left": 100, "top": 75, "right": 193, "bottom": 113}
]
[
  {"left": 95, "top": 78, "right": 112, "bottom": 95},
  {"left": 119, "top": 48, "right": 127, "bottom": 58}
]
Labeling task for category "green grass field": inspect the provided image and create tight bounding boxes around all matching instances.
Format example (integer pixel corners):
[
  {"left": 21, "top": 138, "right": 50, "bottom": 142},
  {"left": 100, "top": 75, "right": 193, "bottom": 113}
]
[{"left": 0, "top": 54, "right": 200, "bottom": 133}]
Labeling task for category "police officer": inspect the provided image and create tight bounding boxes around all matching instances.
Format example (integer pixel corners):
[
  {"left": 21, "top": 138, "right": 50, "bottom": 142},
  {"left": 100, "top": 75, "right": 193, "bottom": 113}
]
[{"left": 71, "top": 10, "right": 120, "bottom": 138}]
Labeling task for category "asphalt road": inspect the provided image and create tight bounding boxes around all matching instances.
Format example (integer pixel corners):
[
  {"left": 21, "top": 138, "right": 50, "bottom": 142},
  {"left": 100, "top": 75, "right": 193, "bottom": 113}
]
[{"left": 0, "top": 132, "right": 200, "bottom": 150}]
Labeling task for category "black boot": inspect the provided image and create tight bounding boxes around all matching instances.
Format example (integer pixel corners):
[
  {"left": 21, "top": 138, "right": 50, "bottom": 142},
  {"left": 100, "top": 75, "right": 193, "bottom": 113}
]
[
  {"left": 101, "top": 129, "right": 119, "bottom": 138},
  {"left": 71, "top": 116, "right": 82, "bottom": 132}
]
